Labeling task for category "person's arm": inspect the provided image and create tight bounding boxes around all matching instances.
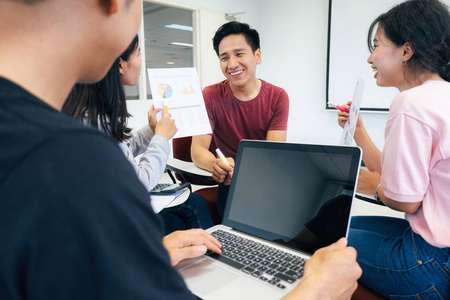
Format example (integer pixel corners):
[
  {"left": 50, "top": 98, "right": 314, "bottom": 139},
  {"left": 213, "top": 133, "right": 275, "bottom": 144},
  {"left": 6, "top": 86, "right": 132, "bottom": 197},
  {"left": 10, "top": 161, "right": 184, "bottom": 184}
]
[
  {"left": 282, "top": 238, "right": 361, "bottom": 300},
  {"left": 123, "top": 135, "right": 170, "bottom": 191},
  {"left": 353, "top": 123, "right": 382, "bottom": 173},
  {"left": 266, "top": 88, "right": 289, "bottom": 142},
  {"left": 266, "top": 130, "right": 287, "bottom": 141},
  {"left": 191, "top": 134, "right": 216, "bottom": 172},
  {"left": 23, "top": 134, "right": 194, "bottom": 299},
  {"left": 122, "top": 114, "right": 177, "bottom": 191},
  {"left": 162, "top": 229, "right": 222, "bottom": 266},
  {"left": 337, "top": 101, "right": 382, "bottom": 173},
  {"left": 377, "top": 185, "right": 421, "bottom": 213},
  {"left": 127, "top": 125, "right": 155, "bottom": 156},
  {"left": 191, "top": 134, "right": 234, "bottom": 184},
  {"left": 357, "top": 169, "right": 422, "bottom": 213},
  {"left": 127, "top": 106, "right": 176, "bottom": 157}
]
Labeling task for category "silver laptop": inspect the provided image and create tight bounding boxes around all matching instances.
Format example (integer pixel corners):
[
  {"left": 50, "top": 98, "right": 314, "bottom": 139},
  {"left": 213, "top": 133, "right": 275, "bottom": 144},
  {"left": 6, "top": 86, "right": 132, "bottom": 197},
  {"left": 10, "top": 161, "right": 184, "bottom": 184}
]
[{"left": 177, "top": 141, "right": 362, "bottom": 299}]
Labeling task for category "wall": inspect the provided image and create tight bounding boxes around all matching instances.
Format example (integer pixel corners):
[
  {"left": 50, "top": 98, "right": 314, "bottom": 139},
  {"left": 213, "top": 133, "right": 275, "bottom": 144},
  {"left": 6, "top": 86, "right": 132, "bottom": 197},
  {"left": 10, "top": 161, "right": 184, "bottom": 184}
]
[
  {"left": 130, "top": 0, "right": 389, "bottom": 150},
  {"left": 254, "top": 0, "right": 388, "bottom": 149},
  {"left": 128, "top": 0, "right": 260, "bottom": 131},
  {"left": 158, "top": 0, "right": 261, "bottom": 24}
]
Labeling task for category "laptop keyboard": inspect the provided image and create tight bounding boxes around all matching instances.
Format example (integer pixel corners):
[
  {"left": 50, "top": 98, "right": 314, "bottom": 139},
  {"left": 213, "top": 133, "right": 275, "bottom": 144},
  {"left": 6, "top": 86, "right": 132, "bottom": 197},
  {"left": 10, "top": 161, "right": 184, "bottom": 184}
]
[{"left": 208, "top": 229, "right": 306, "bottom": 290}]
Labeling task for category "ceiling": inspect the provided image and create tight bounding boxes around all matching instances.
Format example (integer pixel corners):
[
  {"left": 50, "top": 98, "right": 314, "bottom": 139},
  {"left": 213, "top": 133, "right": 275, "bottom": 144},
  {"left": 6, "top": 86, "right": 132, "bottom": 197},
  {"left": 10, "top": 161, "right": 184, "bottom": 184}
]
[{"left": 143, "top": 2, "right": 194, "bottom": 69}]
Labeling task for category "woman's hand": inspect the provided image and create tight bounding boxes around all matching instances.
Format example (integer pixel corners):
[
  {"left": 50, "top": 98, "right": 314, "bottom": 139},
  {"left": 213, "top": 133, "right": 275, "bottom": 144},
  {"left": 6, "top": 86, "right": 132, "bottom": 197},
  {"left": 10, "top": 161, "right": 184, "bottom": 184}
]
[
  {"left": 147, "top": 105, "right": 160, "bottom": 133},
  {"left": 154, "top": 113, "right": 178, "bottom": 140},
  {"left": 337, "top": 101, "right": 364, "bottom": 130}
]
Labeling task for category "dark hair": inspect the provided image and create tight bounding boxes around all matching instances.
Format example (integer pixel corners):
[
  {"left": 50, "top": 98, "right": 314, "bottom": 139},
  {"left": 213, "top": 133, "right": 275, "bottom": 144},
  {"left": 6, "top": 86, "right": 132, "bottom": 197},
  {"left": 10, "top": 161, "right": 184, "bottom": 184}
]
[
  {"left": 63, "top": 35, "right": 140, "bottom": 142},
  {"left": 22, "top": 0, "right": 45, "bottom": 3},
  {"left": 212, "top": 21, "right": 260, "bottom": 56},
  {"left": 121, "top": 35, "right": 139, "bottom": 61},
  {"left": 368, "top": 0, "right": 450, "bottom": 82}
]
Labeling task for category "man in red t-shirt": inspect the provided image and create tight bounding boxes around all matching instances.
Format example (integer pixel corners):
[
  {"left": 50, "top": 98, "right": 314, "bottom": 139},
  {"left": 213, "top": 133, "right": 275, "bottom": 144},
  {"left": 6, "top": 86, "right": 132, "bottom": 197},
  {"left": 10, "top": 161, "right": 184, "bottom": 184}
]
[{"left": 191, "top": 22, "right": 289, "bottom": 217}]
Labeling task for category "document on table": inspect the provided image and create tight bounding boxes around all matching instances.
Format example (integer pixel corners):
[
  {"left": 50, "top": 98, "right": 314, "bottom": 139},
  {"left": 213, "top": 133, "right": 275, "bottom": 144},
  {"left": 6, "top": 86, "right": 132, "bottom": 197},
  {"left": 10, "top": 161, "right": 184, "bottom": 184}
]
[
  {"left": 147, "top": 68, "right": 212, "bottom": 139},
  {"left": 150, "top": 188, "right": 190, "bottom": 214},
  {"left": 340, "top": 77, "right": 365, "bottom": 146}
]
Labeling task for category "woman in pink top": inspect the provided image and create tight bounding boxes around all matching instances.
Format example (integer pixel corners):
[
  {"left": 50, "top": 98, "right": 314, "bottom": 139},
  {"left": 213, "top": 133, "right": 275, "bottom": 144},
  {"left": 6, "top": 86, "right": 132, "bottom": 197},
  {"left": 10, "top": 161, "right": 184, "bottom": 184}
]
[{"left": 337, "top": 0, "right": 450, "bottom": 298}]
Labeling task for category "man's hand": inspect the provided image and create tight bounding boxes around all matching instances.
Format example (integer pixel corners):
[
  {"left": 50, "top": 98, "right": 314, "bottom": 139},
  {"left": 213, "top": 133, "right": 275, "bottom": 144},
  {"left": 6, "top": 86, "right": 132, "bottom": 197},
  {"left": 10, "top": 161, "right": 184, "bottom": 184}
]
[
  {"left": 283, "top": 238, "right": 362, "bottom": 300},
  {"left": 212, "top": 157, "right": 234, "bottom": 185},
  {"left": 162, "top": 229, "right": 222, "bottom": 266}
]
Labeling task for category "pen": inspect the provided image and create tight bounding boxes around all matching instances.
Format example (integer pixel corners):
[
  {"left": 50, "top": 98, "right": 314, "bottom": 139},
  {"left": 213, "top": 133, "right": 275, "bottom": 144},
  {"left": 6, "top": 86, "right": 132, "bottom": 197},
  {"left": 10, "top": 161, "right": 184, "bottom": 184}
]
[
  {"left": 215, "top": 148, "right": 230, "bottom": 167},
  {"left": 328, "top": 102, "right": 349, "bottom": 113},
  {"left": 163, "top": 101, "right": 169, "bottom": 117}
]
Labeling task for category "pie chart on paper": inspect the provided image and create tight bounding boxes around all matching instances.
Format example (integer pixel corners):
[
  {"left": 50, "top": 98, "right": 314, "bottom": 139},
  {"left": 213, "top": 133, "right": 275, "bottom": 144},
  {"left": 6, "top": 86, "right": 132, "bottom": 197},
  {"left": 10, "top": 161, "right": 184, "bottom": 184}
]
[{"left": 157, "top": 83, "right": 173, "bottom": 98}]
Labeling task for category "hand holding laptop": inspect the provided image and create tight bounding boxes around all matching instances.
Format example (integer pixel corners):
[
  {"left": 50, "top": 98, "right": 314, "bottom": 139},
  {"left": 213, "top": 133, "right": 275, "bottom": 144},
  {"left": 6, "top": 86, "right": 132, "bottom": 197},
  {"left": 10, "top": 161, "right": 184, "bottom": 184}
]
[
  {"left": 282, "top": 238, "right": 362, "bottom": 300},
  {"left": 163, "top": 229, "right": 222, "bottom": 266}
]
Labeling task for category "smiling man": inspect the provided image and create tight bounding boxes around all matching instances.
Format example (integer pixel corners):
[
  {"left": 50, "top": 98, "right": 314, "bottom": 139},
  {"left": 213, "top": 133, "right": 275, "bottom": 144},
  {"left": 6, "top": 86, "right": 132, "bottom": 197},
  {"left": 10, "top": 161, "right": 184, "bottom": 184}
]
[{"left": 191, "top": 22, "right": 290, "bottom": 218}]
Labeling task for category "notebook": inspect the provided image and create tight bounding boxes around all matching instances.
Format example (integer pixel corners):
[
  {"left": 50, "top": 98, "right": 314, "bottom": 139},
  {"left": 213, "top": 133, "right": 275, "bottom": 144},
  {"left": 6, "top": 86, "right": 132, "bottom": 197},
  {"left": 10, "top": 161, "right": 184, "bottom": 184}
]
[
  {"left": 150, "top": 185, "right": 190, "bottom": 213},
  {"left": 176, "top": 140, "right": 362, "bottom": 299}
]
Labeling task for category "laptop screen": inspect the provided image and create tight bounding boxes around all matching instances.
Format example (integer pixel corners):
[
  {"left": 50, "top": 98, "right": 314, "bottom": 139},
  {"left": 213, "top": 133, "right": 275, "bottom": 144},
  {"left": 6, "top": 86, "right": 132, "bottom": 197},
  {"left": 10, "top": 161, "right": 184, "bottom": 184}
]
[{"left": 223, "top": 141, "right": 361, "bottom": 255}]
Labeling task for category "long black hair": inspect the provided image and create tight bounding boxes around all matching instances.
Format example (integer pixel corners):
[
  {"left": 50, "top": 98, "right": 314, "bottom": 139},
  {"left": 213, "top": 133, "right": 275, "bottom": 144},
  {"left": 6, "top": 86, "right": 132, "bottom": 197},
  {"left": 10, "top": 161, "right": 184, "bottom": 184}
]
[
  {"left": 367, "top": 0, "right": 450, "bottom": 82},
  {"left": 63, "top": 35, "right": 139, "bottom": 141}
]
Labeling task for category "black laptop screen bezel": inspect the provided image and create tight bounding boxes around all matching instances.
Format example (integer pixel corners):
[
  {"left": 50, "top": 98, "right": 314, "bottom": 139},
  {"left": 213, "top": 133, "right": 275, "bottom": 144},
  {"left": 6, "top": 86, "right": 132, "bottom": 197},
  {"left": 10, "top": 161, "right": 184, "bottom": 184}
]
[{"left": 222, "top": 140, "right": 362, "bottom": 255}]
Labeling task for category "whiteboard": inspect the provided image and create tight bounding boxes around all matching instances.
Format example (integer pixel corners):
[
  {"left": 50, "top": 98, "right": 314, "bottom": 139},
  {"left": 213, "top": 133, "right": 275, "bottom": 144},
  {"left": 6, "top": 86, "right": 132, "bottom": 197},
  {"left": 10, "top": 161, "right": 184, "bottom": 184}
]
[{"left": 326, "top": 0, "right": 450, "bottom": 111}]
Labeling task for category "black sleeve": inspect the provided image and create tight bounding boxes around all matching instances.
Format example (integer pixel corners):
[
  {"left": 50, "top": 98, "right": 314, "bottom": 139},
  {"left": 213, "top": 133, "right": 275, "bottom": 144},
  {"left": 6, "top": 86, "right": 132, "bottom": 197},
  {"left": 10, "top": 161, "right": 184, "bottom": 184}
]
[{"left": 1, "top": 132, "right": 194, "bottom": 300}]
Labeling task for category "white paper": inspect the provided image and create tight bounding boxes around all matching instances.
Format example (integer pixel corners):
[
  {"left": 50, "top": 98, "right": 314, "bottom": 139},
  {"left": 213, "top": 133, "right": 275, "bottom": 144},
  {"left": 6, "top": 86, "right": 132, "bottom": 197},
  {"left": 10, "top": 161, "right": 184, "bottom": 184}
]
[
  {"left": 340, "top": 77, "right": 365, "bottom": 146},
  {"left": 147, "top": 68, "right": 212, "bottom": 138},
  {"left": 150, "top": 188, "right": 190, "bottom": 214}
]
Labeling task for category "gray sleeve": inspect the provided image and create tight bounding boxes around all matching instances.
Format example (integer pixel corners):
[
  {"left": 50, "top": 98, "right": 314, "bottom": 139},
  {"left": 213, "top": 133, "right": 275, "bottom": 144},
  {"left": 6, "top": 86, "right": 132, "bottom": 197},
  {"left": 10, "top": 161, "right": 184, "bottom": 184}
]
[
  {"left": 122, "top": 134, "right": 171, "bottom": 192},
  {"left": 127, "top": 125, "right": 155, "bottom": 157}
]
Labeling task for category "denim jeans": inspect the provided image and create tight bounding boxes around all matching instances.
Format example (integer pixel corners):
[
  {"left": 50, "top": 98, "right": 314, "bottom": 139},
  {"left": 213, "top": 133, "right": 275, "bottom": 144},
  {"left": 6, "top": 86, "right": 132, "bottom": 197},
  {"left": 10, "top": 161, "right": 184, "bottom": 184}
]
[
  {"left": 348, "top": 216, "right": 450, "bottom": 299},
  {"left": 160, "top": 193, "right": 214, "bottom": 235}
]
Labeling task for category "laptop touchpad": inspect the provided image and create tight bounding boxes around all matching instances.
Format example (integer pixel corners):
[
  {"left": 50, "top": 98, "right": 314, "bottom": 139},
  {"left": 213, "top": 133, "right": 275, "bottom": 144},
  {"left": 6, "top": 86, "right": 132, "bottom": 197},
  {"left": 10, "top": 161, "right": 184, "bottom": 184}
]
[{"left": 179, "top": 259, "right": 238, "bottom": 296}]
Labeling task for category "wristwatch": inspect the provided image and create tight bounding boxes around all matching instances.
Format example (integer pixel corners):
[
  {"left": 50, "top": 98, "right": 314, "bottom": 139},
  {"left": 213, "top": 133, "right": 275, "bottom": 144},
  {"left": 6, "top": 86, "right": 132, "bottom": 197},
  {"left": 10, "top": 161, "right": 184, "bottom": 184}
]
[{"left": 374, "top": 183, "right": 382, "bottom": 203}]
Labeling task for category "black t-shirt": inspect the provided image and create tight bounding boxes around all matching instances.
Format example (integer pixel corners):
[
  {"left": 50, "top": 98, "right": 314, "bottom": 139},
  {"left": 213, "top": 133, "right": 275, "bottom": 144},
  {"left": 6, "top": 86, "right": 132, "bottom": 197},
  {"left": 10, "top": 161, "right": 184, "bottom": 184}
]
[{"left": 0, "top": 78, "right": 193, "bottom": 299}]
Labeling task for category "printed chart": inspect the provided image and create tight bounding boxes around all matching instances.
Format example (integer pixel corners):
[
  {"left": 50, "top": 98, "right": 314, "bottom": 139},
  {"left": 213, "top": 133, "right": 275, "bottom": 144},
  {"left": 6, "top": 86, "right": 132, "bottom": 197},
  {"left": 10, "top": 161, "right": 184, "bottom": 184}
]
[
  {"left": 157, "top": 83, "right": 173, "bottom": 98},
  {"left": 147, "top": 68, "right": 212, "bottom": 138}
]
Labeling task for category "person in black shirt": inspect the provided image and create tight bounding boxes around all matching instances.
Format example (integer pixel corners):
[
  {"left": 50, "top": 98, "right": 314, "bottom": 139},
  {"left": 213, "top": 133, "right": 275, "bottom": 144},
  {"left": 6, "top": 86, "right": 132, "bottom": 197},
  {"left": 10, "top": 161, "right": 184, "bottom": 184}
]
[{"left": 0, "top": 1, "right": 361, "bottom": 299}]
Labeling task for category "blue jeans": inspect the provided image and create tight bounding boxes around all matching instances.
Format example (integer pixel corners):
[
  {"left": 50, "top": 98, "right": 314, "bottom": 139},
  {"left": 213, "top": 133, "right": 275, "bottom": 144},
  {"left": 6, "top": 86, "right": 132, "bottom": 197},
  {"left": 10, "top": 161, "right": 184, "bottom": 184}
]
[
  {"left": 160, "top": 193, "right": 214, "bottom": 235},
  {"left": 349, "top": 216, "right": 450, "bottom": 299}
]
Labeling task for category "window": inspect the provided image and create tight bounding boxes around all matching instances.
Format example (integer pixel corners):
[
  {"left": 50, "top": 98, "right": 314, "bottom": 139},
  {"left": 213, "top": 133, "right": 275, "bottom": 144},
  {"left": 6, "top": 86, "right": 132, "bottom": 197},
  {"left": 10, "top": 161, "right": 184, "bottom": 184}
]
[{"left": 123, "top": 1, "right": 195, "bottom": 100}]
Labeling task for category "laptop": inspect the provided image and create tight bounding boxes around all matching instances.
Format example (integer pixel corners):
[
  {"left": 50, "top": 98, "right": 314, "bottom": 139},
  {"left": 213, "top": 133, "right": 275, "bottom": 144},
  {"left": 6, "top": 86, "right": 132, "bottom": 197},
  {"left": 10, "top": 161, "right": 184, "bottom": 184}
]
[{"left": 177, "top": 140, "right": 362, "bottom": 299}]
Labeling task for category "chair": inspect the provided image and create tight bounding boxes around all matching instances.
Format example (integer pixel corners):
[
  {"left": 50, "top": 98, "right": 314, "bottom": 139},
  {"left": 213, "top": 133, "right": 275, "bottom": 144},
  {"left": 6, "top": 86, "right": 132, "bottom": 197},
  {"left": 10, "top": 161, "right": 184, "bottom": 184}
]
[
  {"left": 352, "top": 283, "right": 387, "bottom": 300},
  {"left": 166, "top": 136, "right": 222, "bottom": 224}
]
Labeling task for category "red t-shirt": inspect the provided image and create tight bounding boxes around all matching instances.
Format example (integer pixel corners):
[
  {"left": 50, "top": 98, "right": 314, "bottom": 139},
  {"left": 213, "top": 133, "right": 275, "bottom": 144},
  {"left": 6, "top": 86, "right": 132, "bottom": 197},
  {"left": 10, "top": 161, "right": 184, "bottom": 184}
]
[{"left": 203, "top": 79, "right": 289, "bottom": 159}]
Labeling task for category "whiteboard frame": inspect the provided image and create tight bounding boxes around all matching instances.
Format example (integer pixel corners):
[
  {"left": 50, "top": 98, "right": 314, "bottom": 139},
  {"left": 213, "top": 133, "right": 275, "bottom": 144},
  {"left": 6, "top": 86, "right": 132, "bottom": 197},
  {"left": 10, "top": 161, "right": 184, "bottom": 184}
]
[{"left": 326, "top": 0, "right": 401, "bottom": 112}]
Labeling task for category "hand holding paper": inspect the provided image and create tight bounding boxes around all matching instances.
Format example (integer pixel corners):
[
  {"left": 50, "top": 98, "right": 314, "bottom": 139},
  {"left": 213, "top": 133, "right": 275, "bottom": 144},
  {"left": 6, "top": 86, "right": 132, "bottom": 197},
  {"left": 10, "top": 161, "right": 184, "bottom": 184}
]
[
  {"left": 147, "top": 68, "right": 212, "bottom": 138},
  {"left": 339, "top": 77, "right": 365, "bottom": 146}
]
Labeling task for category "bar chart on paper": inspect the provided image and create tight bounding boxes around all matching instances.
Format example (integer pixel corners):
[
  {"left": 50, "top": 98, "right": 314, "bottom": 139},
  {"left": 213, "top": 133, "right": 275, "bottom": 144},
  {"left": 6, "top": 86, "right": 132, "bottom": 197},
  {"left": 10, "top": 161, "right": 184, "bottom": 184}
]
[
  {"left": 181, "top": 83, "right": 196, "bottom": 95},
  {"left": 147, "top": 67, "right": 212, "bottom": 138}
]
